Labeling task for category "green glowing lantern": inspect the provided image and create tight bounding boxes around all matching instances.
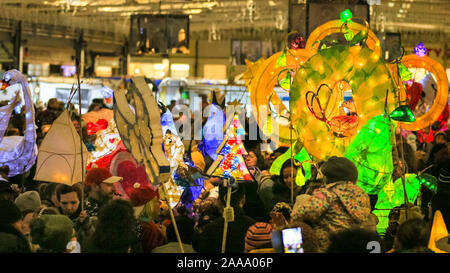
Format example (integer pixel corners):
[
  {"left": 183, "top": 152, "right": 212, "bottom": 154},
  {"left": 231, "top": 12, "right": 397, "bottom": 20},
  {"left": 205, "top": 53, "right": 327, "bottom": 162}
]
[
  {"left": 277, "top": 51, "right": 287, "bottom": 67},
  {"left": 344, "top": 115, "right": 395, "bottom": 195},
  {"left": 397, "top": 63, "right": 413, "bottom": 81},
  {"left": 280, "top": 71, "right": 291, "bottom": 90},
  {"left": 340, "top": 9, "right": 353, "bottom": 23},
  {"left": 344, "top": 29, "right": 354, "bottom": 42},
  {"left": 374, "top": 174, "right": 421, "bottom": 235},
  {"left": 418, "top": 173, "right": 438, "bottom": 193},
  {"left": 390, "top": 105, "right": 416, "bottom": 122}
]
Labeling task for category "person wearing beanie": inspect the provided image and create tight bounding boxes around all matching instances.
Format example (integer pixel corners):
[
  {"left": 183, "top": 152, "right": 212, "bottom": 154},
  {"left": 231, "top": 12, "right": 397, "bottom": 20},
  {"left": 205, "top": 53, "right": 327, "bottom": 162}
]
[
  {"left": 244, "top": 222, "right": 273, "bottom": 253},
  {"left": 14, "top": 191, "right": 42, "bottom": 248},
  {"left": 291, "top": 156, "right": 370, "bottom": 252},
  {"left": 15, "top": 191, "right": 41, "bottom": 213},
  {"left": 192, "top": 182, "right": 256, "bottom": 253},
  {"left": 129, "top": 183, "right": 166, "bottom": 252},
  {"left": 0, "top": 200, "right": 31, "bottom": 252},
  {"left": 84, "top": 167, "right": 122, "bottom": 218},
  {"left": 29, "top": 214, "right": 75, "bottom": 253}
]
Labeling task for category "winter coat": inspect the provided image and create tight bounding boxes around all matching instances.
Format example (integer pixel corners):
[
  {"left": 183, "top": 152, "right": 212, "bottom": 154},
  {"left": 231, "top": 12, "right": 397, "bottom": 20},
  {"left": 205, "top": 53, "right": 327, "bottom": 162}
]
[
  {"left": 292, "top": 181, "right": 371, "bottom": 252},
  {"left": 0, "top": 225, "right": 31, "bottom": 253},
  {"left": 192, "top": 207, "right": 256, "bottom": 253}
]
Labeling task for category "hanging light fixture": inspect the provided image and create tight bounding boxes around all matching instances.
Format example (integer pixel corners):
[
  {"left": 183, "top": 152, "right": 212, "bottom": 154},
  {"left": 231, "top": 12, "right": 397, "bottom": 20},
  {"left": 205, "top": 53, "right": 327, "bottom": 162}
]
[
  {"left": 340, "top": 9, "right": 353, "bottom": 23},
  {"left": 414, "top": 42, "right": 427, "bottom": 57}
]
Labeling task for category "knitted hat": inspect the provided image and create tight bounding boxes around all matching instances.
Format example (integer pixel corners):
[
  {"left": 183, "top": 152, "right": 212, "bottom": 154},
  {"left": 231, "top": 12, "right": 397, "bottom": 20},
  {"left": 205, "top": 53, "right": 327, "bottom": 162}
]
[
  {"left": 129, "top": 183, "right": 159, "bottom": 207},
  {"left": 30, "top": 215, "right": 74, "bottom": 252},
  {"left": 15, "top": 191, "right": 41, "bottom": 213},
  {"left": 85, "top": 167, "right": 122, "bottom": 186},
  {"left": 271, "top": 202, "right": 292, "bottom": 221},
  {"left": 245, "top": 222, "right": 273, "bottom": 252},
  {"left": 0, "top": 200, "right": 22, "bottom": 225},
  {"left": 321, "top": 156, "right": 358, "bottom": 183}
]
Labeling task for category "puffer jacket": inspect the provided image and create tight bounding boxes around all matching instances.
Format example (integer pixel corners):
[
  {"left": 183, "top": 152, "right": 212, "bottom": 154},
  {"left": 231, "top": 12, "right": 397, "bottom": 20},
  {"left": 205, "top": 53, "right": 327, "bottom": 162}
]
[{"left": 292, "top": 181, "right": 371, "bottom": 252}]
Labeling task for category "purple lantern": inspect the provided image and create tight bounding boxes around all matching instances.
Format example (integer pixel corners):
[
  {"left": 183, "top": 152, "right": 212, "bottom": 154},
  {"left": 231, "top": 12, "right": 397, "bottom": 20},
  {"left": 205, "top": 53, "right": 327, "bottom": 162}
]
[{"left": 414, "top": 43, "right": 427, "bottom": 57}]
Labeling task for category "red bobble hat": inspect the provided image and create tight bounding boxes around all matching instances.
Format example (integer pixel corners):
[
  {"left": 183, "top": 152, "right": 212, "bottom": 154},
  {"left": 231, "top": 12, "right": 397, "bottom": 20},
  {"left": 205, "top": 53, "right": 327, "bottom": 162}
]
[{"left": 129, "top": 183, "right": 159, "bottom": 207}]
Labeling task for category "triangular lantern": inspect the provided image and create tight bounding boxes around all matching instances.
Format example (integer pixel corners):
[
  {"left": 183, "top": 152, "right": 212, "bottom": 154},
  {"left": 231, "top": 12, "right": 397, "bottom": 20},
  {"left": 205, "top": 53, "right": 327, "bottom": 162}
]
[
  {"left": 428, "top": 210, "right": 449, "bottom": 253},
  {"left": 34, "top": 110, "right": 88, "bottom": 185},
  {"left": 206, "top": 113, "right": 252, "bottom": 181}
]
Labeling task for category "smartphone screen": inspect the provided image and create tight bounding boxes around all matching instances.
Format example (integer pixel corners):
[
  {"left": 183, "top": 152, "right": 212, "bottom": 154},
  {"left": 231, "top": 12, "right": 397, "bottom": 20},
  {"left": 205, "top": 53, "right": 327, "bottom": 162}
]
[{"left": 282, "top": 227, "right": 304, "bottom": 253}]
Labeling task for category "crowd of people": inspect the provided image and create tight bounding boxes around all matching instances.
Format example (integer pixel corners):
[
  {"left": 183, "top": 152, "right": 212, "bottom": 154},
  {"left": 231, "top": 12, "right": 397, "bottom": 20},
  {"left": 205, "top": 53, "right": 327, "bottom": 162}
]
[{"left": 0, "top": 95, "right": 449, "bottom": 254}]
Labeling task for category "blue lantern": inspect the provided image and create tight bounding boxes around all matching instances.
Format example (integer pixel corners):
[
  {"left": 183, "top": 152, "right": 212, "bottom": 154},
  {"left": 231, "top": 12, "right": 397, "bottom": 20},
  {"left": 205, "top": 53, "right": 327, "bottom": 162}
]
[{"left": 414, "top": 43, "right": 427, "bottom": 57}]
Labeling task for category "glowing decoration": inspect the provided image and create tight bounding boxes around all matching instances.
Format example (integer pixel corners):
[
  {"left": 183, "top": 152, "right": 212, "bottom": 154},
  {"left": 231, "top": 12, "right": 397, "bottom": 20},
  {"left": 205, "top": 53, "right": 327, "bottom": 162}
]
[
  {"left": 207, "top": 113, "right": 252, "bottom": 181},
  {"left": 163, "top": 133, "right": 186, "bottom": 169},
  {"left": 397, "top": 63, "right": 413, "bottom": 82},
  {"left": 160, "top": 110, "right": 178, "bottom": 136},
  {"left": 414, "top": 42, "right": 427, "bottom": 57},
  {"left": 373, "top": 174, "right": 421, "bottom": 235},
  {"left": 111, "top": 151, "right": 153, "bottom": 198},
  {"left": 291, "top": 43, "right": 397, "bottom": 160},
  {"left": 305, "top": 20, "right": 382, "bottom": 56},
  {"left": 396, "top": 54, "right": 449, "bottom": 131},
  {"left": 86, "top": 119, "right": 108, "bottom": 135},
  {"left": 202, "top": 104, "right": 225, "bottom": 161},
  {"left": 343, "top": 28, "right": 354, "bottom": 42},
  {"left": 290, "top": 34, "right": 306, "bottom": 50},
  {"left": 86, "top": 119, "right": 122, "bottom": 169},
  {"left": 113, "top": 77, "right": 170, "bottom": 185},
  {"left": 248, "top": 49, "right": 315, "bottom": 146},
  {"left": 34, "top": 110, "right": 88, "bottom": 185},
  {"left": 279, "top": 71, "right": 291, "bottom": 90},
  {"left": 276, "top": 51, "right": 287, "bottom": 67},
  {"left": 0, "top": 70, "right": 37, "bottom": 176},
  {"left": 429, "top": 210, "right": 449, "bottom": 253},
  {"left": 418, "top": 173, "right": 437, "bottom": 193},
  {"left": 390, "top": 105, "right": 416, "bottom": 122},
  {"left": 101, "top": 86, "right": 114, "bottom": 104},
  {"left": 0, "top": 87, "right": 21, "bottom": 142},
  {"left": 344, "top": 115, "right": 395, "bottom": 195},
  {"left": 340, "top": 9, "right": 353, "bottom": 23}
]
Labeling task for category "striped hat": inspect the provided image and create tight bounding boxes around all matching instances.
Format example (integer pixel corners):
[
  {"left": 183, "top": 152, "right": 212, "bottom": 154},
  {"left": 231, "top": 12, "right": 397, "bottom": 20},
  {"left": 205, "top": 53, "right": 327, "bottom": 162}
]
[{"left": 245, "top": 222, "right": 273, "bottom": 252}]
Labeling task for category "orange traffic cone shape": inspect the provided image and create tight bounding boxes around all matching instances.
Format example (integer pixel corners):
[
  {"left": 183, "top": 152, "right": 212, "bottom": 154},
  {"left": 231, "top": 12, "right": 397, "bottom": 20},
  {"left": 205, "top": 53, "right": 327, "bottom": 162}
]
[{"left": 428, "top": 210, "right": 449, "bottom": 253}]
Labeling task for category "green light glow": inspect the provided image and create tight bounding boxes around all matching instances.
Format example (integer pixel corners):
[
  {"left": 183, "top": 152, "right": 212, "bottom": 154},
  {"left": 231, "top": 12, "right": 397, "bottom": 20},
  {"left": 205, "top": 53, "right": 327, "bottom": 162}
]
[
  {"left": 277, "top": 51, "right": 287, "bottom": 67},
  {"left": 344, "top": 115, "right": 395, "bottom": 195},
  {"left": 397, "top": 63, "right": 413, "bottom": 81},
  {"left": 418, "top": 173, "right": 437, "bottom": 193},
  {"left": 340, "top": 9, "right": 353, "bottom": 23},
  {"left": 280, "top": 72, "right": 291, "bottom": 90},
  {"left": 390, "top": 105, "right": 416, "bottom": 122}
]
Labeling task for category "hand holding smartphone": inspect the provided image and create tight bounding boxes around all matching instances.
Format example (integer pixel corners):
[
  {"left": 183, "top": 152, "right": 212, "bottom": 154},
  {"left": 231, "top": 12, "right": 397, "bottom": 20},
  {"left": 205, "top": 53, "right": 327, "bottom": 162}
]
[{"left": 272, "top": 227, "right": 304, "bottom": 253}]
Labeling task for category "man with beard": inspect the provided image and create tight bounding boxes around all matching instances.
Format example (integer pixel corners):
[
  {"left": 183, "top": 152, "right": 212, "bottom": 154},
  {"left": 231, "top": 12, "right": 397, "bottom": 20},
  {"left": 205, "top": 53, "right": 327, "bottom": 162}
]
[
  {"left": 84, "top": 168, "right": 122, "bottom": 219},
  {"left": 55, "top": 183, "right": 94, "bottom": 247}
]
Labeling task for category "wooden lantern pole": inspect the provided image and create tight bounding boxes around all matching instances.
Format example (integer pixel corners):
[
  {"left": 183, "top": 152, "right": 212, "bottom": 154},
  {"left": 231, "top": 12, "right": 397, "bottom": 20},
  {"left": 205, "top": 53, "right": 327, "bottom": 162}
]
[{"left": 76, "top": 58, "right": 85, "bottom": 211}]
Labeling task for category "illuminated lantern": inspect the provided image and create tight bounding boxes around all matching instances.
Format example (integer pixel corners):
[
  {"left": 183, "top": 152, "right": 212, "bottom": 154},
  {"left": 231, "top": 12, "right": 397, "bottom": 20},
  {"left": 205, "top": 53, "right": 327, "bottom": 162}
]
[
  {"left": 397, "top": 54, "right": 448, "bottom": 131},
  {"left": 397, "top": 63, "right": 413, "bottom": 82},
  {"left": 291, "top": 43, "right": 397, "bottom": 161},
  {"left": 86, "top": 119, "right": 122, "bottom": 169},
  {"left": 344, "top": 115, "right": 395, "bottom": 195},
  {"left": 390, "top": 105, "right": 416, "bottom": 122},
  {"left": 428, "top": 211, "right": 449, "bottom": 253},
  {"left": 101, "top": 86, "right": 114, "bottom": 104},
  {"left": 0, "top": 87, "right": 21, "bottom": 142},
  {"left": 207, "top": 113, "right": 252, "bottom": 181},
  {"left": 414, "top": 42, "right": 427, "bottom": 57},
  {"left": 0, "top": 70, "right": 37, "bottom": 176},
  {"left": 202, "top": 104, "right": 225, "bottom": 161},
  {"left": 34, "top": 110, "right": 88, "bottom": 185},
  {"left": 340, "top": 9, "right": 353, "bottom": 23}
]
